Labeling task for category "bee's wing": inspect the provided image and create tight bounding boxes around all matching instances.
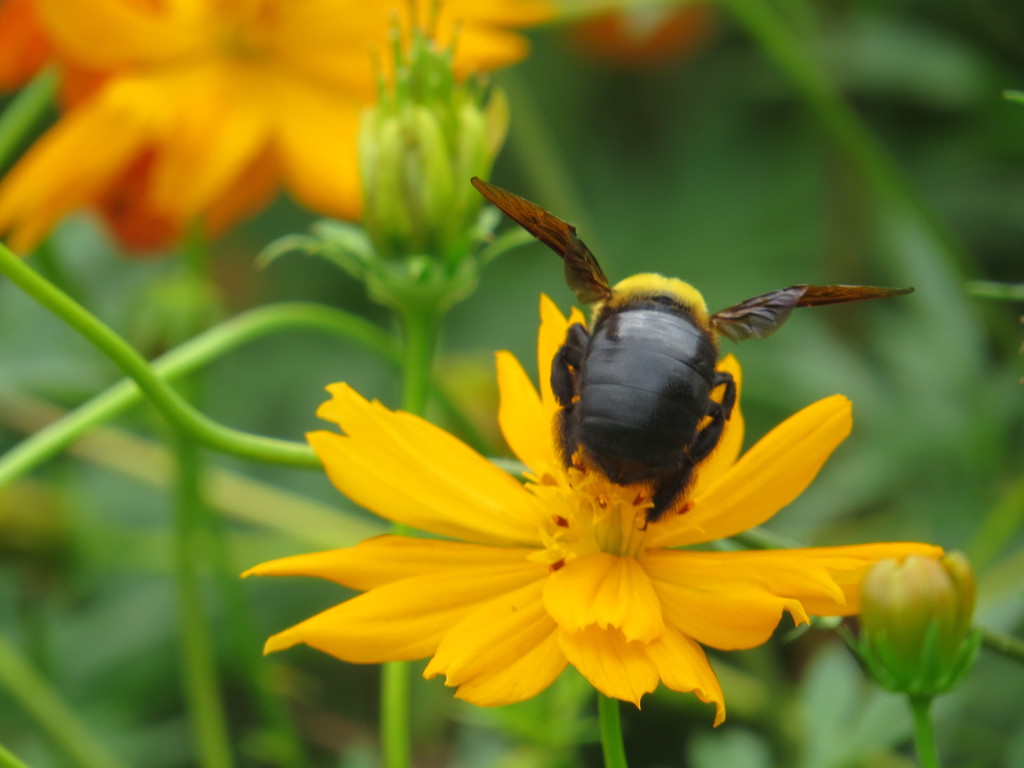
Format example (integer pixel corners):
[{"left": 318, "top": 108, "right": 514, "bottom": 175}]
[
  {"left": 711, "top": 284, "right": 914, "bottom": 342},
  {"left": 472, "top": 177, "right": 612, "bottom": 304}
]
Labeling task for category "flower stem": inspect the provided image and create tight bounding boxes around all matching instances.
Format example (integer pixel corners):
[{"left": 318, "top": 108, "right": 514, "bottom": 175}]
[
  {"left": 0, "top": 241, "right": 318, "bottom": 467},
  {"left": 909, "top": 696, "right": 941, "bottom": 768},
  {"left": 598, "top": 694, "right": 629, "bottom": 768},
  {"left": 0, "top": 68, "right": 56, "bottom": 172},
  {"left": 980, "top": 626, "right": 1024, "bottom": 666},
  {"left": 381, "top": 661, "right": 412, "bottom": 768},
  {"left": 0, "top": 301, "right": 394, "bottom": 490},
  {"left": 380, "top": 307, "right": 441, "bottom": 768},
  {"left": 0, "top": 744, "right": 31, "bottom": 768},
  {"left": 173, "top": 434, "right": 234, "bottom": 768},
  {"left": 0, "top": 633, "right": 129, "bottom": 768},
  {"left": 399, "top": 306, "right": 441, "bottom": 417},
  {"left": 721, "top": 0, "right": 983, "bottom": 293}
]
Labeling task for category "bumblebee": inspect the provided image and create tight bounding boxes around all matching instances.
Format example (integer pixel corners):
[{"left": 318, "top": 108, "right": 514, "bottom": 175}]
[{"left": 472, "top": 178, "right": 913, "bottom": 524}]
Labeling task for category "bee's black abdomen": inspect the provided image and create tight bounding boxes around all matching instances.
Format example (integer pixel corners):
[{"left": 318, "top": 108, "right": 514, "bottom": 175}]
[{"left": 575, "top": 308, "right": 717, "bottom": 484}]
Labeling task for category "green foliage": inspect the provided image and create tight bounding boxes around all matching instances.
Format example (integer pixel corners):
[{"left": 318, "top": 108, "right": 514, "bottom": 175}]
[{"left": 2, "top": 0, "right": 1024, "bottom": 766}]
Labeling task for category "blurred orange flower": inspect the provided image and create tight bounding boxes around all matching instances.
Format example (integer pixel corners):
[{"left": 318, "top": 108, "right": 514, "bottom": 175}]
[
  {"left": 570, "top": 5, "right": 715, "bottom": 69},
  {"left": 0, "top": 0, "right": 49, "bottom": 89},
  {"left": 0, "top": 0, "right": 551, "bottom": 252}
]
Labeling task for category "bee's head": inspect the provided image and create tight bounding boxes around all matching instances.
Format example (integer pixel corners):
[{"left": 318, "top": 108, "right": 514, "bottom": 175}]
[{"left": 598, "top": 273, "right": 710, "bottom": 327}]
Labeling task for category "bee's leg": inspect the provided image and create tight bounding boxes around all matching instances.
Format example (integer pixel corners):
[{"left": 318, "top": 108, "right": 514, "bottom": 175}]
[
  {"left": 688, "top": 371, "right": 737, "bottom": 465},
  {"left": 551, "top": 323, "right": 589, "bottom": 407},
  {"left": 712, "top": 370, "right": 737, "bottom": 421},
  {"left": 551, "top": 323, "right": 589, "bottom": 467},
  {"left": 647, "top": 373, "right": 735, "bottom": 527},
  {"left": 647, "top": 464, "right": 696, "bottom": 525}
]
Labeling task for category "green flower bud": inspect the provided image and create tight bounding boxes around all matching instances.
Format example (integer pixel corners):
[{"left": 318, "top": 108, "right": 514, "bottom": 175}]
[
  {"left": 262, "top": 21, "right": 514, "bottom": 316},
  {"left": 856, "top": 551, "right": 980, "bottom": 698},
  {"left": 359, "top": 27, "right": 508, "bottom": 269}
]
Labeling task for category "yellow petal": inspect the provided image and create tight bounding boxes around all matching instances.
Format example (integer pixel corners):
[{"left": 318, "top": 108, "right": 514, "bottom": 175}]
[
  {"left": 690, "top": 354, "right": 744, "bottom": 493},
  {"left": 309, "top": 383, "right": 546, "bottom": 545},
  {"left": 424, "top": 580, "right": 566, "bottom": 706},
  {"left": 645, "top": 549, "right": 826, "bottom": 650},
  {"left": 451, "top": 26, "right": 532, "bottom": 75},
  {"left": 438, "top": 0, "right": 554, "bottom": 25},
  {"left": 264, "top": 557, "right": 546, "bottom": 663},
  {"left": 203, "top": 147, "right": 280, "bottom": 235},
  {"left": 558, "top": 625, "right": 659, "bottom": 706},
  {"left": 36, "top": 0, "right": 205, "bottom": 69},
  {"left": 273, "top": 1, "right": 382, "bottom": 96},
  {"left": 135, "top": 63, "right": 270, "bottom": 219},
  {"left": 271, "top": 73, "right": 365, "bottom": 221},
  {"left": 649, "top": 394, "right": 852, "bottom": 548},
  {"left": 644, "top": 545, "right": 939, "bottom": 651},
  {"left": 764, "top": 542, "right": 944, "bottom": 616},
  {"left": 543, "top": 553, "right": 664, "bottom": 643},
  {"left": 496, "top": 350, "right": 557, "bottom": 473},
  {"left": 645, "top": 626, "right": 725, "bottom": 726},
  {"left": 244, "top": 535, "right": 543, "bottom": 591},
  {"left": 0, "top": 96, "right": 147, "bottom": 251}
]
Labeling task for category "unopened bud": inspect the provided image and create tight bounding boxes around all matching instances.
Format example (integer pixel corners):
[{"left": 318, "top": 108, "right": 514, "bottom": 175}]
[
  {"left": 359, "top": 27, "right": 508, "bottom": 266},
  {"left": 857, "top": 551, "right": 980, "bottom": 697}
]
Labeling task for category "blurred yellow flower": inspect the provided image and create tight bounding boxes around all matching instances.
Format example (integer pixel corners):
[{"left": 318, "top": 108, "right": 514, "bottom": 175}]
[
  {"left": 245, "top": 296, "right": 941, "bottom": 724},
  {"left": 0, "top": 0, "right": 552, "bottom": 251}
]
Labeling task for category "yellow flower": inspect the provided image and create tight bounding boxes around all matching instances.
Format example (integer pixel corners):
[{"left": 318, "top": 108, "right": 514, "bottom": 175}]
[
  {"left": 0, "top": 0, "right": 552, "bottom": 251},
  {"left": 245, "top": 296, "right": 941, "bottom": 724}
]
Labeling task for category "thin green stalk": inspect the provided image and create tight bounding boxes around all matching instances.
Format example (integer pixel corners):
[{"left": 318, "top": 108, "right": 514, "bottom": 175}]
[
  {"left": 909, "top": 696, "right": 941, "bottom": 768},
  {"left": 721, "top": 0, "right": 973, "bottom": 281},
  {"left": 0, "top": 69, "right": 56, "bottom": 172},
  {"left": 207, "top": 528, "right": 311, "bottom": 768},
  {"left": 173, "top": 434, "right": 234, "bottom": 768},
  {"left": 597, "top": 694, "right": 628, "bottom": 768},
  {"left": 380, "top": 306, "right": 442, "bottom": 768},
  {"left": 980, "top": 626, "right": 1024, "bottom": 666},
  {"left": 967, "top": 472, "right": 1024, "bottom": 572},
  {"left": 964, "top": 280, "right": 1024, "bottom": 301},
  {"left": 0, "top": 242, "right": 319, "bottom": 467},
  {"left": 0, "top": 744, "right": 31, "bottom": 768},
  {"left": 399, "top": 307, "right": 441, "bottom": 417},
  {"left": 381, "top": 661, "right": 411, "bottom": 768},
  {"left": 0, "top": 302, "right": 394, "bottom": 490},
  {"left": 32, "top": 238, "right": 84, "bottom": 301},
  {"left": 0, "top": 633, "right": 129, "bottom": 768}
]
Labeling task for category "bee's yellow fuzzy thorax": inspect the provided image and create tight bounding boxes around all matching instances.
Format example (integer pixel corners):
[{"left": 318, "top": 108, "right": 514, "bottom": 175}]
[{"left": 599, "top": 273, "right": 709, "bottom": 326}]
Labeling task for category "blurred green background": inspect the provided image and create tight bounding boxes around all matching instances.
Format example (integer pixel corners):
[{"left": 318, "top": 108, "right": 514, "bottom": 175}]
[{"left": 1, "top": 1, "right": 1023, "bottom": 766}]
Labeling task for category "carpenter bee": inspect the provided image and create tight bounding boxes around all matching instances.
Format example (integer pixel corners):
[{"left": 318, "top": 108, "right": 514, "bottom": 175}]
[{"left": 471, "top": 178, "right": 912, "bottom": 524}]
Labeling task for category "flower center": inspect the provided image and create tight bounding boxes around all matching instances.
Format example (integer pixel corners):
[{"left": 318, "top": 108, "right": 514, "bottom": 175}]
[
  {"left": 216, "top": 0, "right": 280, "bottom": 59},
  {"left": 527, "top": 464, "right": 653, "bottom": 568}
]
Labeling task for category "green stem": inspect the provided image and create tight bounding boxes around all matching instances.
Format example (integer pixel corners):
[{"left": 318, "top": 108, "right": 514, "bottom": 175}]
[
  {"left": 964, "top": 280, "right": 1024, "bottom": 301},
  {"left": 908, "top": 696, "right": 941, "bottom": 768},
  {"left": 0, "top": 744, "right": 31, "bottom": 768},
  {"left": 380, "top": 307, "right": 441, "bottom": 768},
  {"left": 172, "top": 434, "right": 234, "bottom": 768},
  {"left": 597, "top": 694, "right": 629, "bottom": 768},
  {"left": 0, "top": 633, "right": 129, "bottom": 768},
  {"left": 0, "top": 69, "right": 56, "bottom": 173},
  {"left": 967, "top": 472, "right": 1024, "bottom": 572},
  {"left": 721, "top": 0, "right": 972, "bottom": 281},
  {"left": 381, "top": 661, "right": 411, "bottom": 768},
  {"left": 980, "top": 626, "right": 1024, "bottom": 666},
  {"left": 32, "top": 238, "right": 84, "bottom": 301},
  {"left": 0, "top": 242, "right": 326, "bottom": 467},
  {"left": 399, "top": 306, "right": 441, "bottom": 417},
  {"left": 0, "top": 302, "right": 394, "bottom": 489}
]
